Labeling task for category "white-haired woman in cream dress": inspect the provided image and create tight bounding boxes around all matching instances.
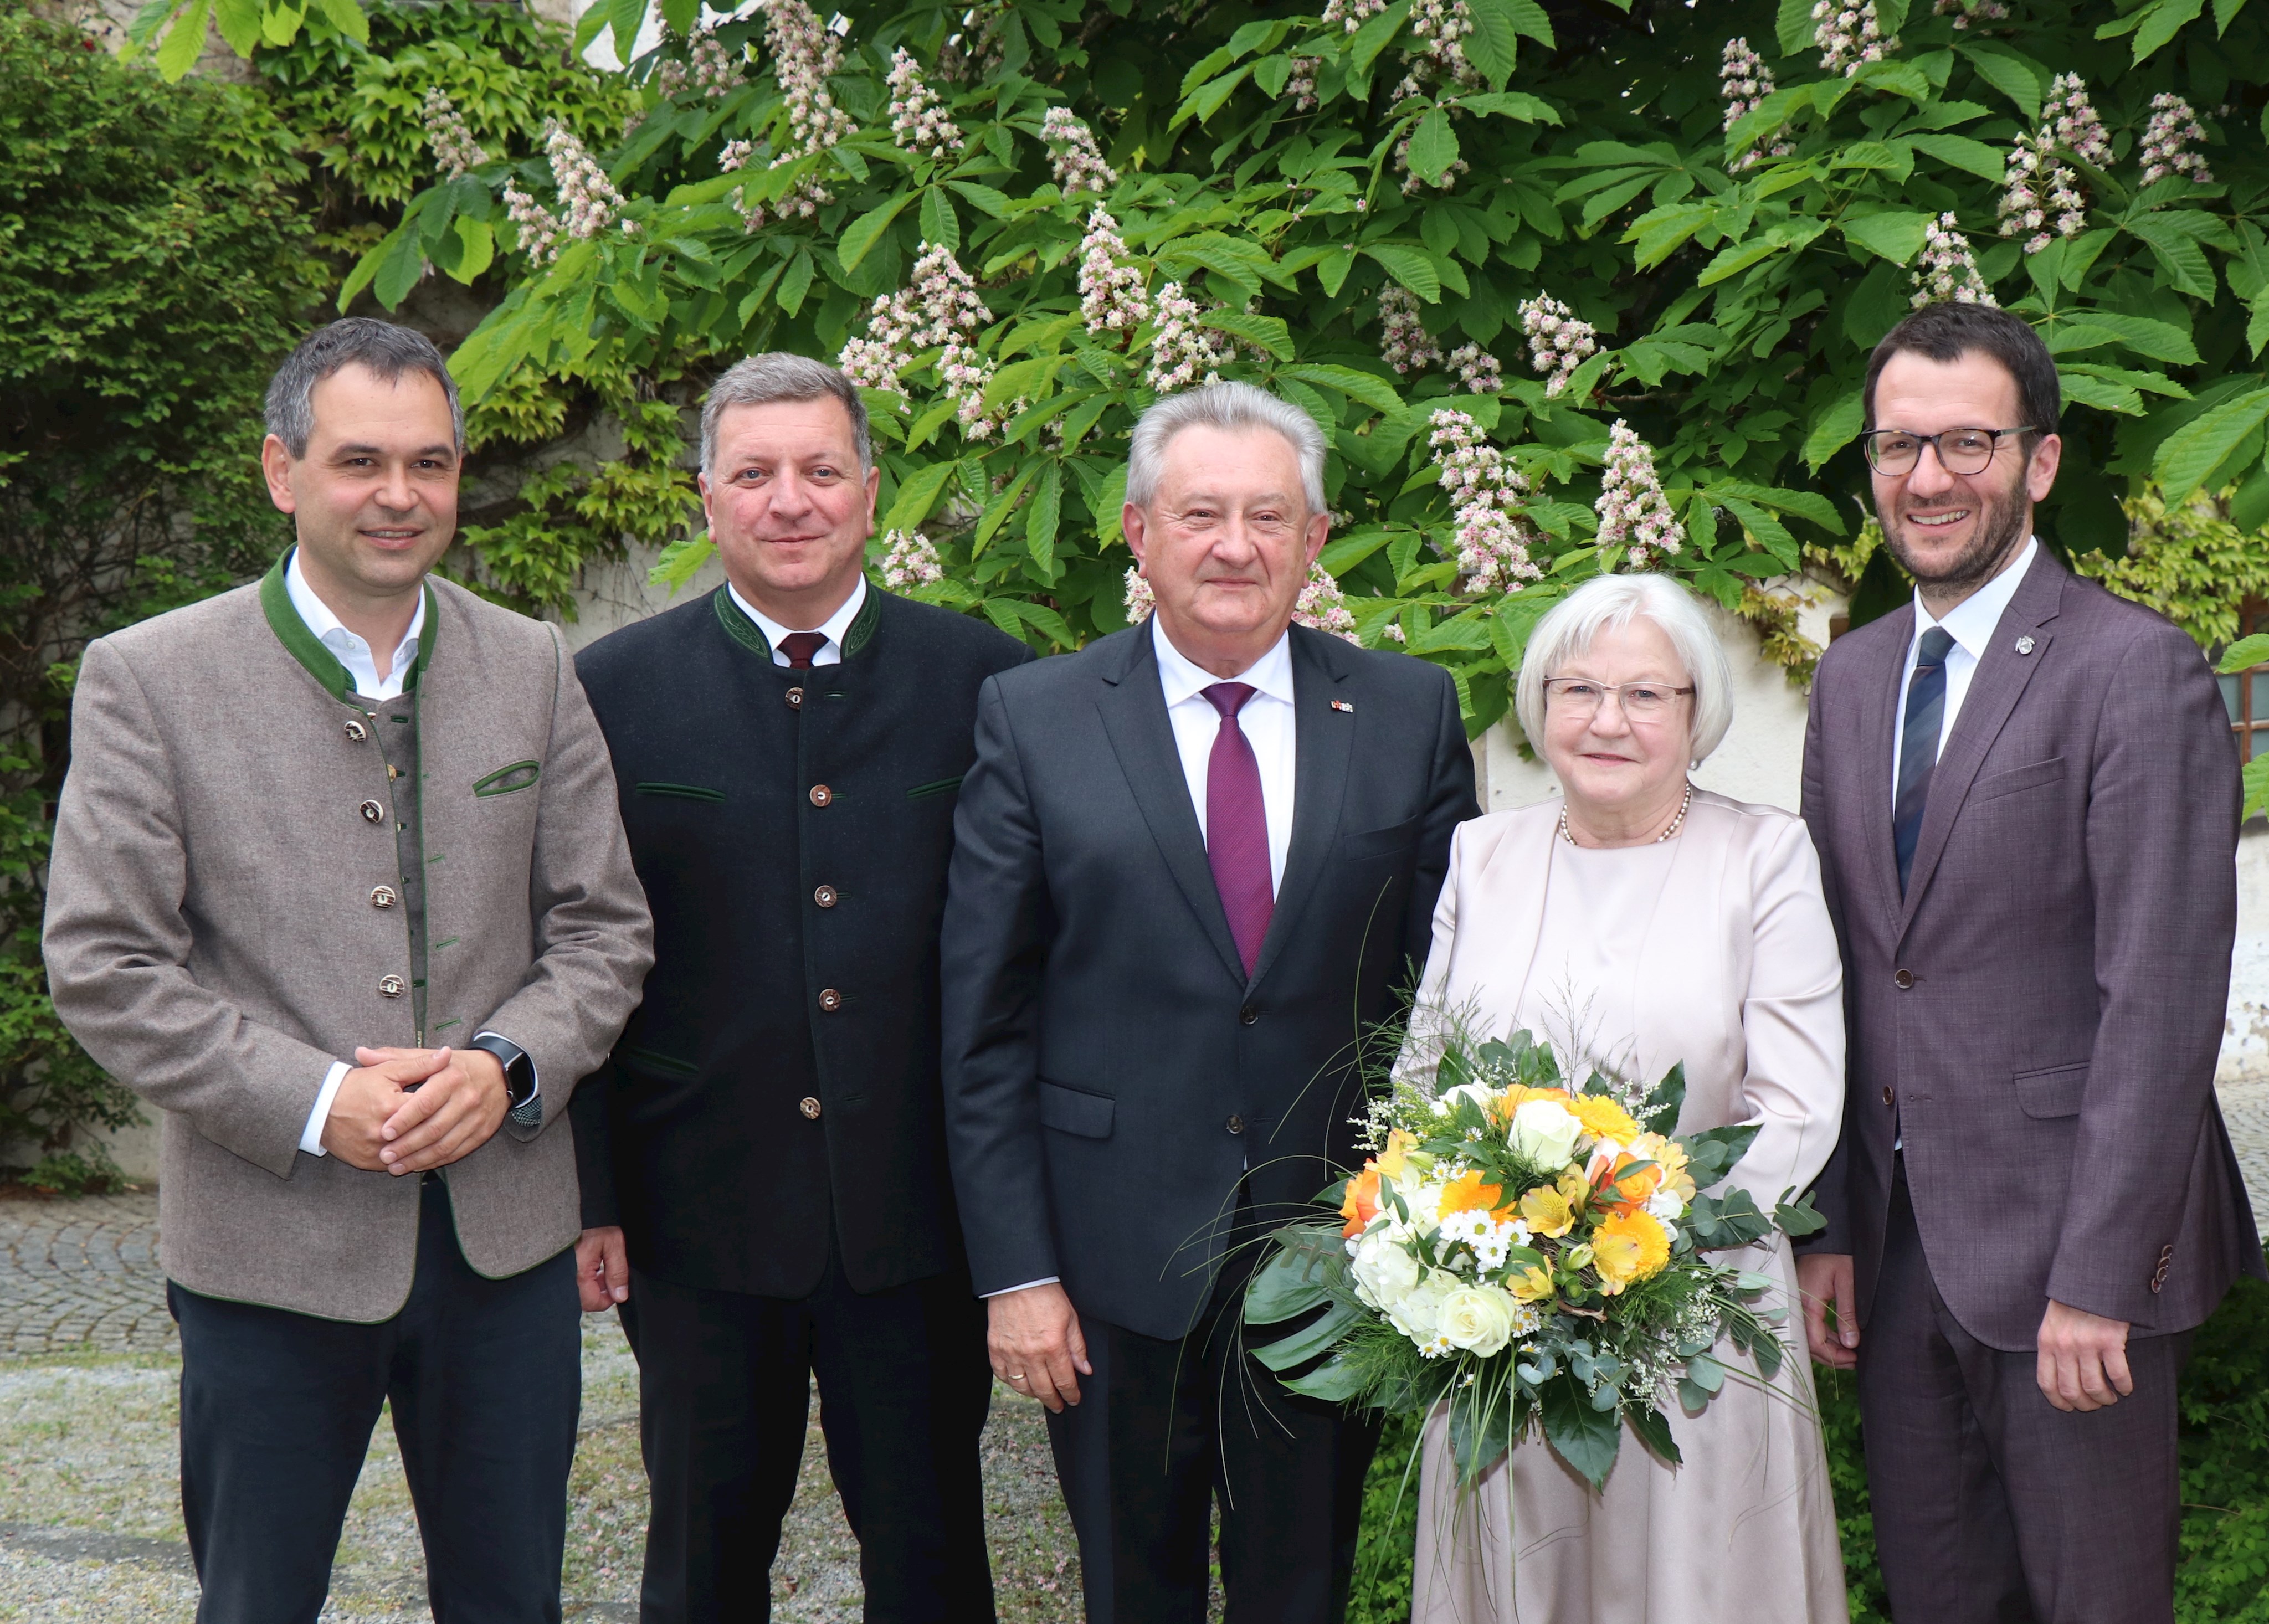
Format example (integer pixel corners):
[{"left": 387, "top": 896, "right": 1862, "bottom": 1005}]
[{"left": 1409, "top": 573, "right": 1849, "bottom": 1623}]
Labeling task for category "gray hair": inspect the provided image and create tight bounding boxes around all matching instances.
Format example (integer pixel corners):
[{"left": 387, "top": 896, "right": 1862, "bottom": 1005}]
[
  {"left": 265, "top": 318, "right": 464, "bottom": 458},
  {"left": 1126, "top": 382, "right": 1327, "bottom": 515},
  {"left": 1515, "top": 573, "right": 1735, "bottom": 765},
  {"left": 701, "top": 353, "right": 872, "bottom": 477}
]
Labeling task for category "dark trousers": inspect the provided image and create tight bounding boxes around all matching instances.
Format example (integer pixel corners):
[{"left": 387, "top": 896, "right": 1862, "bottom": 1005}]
[
  {"left": 169, "top": 1175, "right": 581, "bottom": 1624},
  {"left": 1046, "top": 1250, "right": 1379, "bottom": 1624},
  {"left": 618, "top": 1246, "right": 995, "bottom": 1623},
  {"left": 1859, "top": 1166, "right": 2189, "bottom": 1624}
]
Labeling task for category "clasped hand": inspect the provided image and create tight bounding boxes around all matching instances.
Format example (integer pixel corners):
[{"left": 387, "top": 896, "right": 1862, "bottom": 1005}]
[{"left": 319, "top": 1045, "right": 508, "bottom": 1175}]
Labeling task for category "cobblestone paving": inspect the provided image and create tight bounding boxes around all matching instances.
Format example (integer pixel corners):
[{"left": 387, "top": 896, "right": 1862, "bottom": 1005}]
[{"left": 0, "top": 1195, "right": 175, "bottom": 1358}]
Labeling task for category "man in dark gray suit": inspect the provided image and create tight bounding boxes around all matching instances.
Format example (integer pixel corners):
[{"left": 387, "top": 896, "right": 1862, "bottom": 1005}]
[
  {"left": 942, "top": 382, "right": 1476, "bottom": 1623},
  {"left": 1798, "top": 301, "right": 2263, "bottom": 1623}
]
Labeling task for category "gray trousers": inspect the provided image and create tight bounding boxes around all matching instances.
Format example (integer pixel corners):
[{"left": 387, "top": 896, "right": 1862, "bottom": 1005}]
[{"left": 1859, "top": 1166, "right": 2189, "bottom": 1624}]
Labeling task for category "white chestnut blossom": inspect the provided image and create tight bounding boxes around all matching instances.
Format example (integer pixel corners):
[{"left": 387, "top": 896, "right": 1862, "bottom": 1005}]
[
  {"left": 1294, "top": 561, "right": 1362, "bottom": 643},
  {"left": 1812, "top": 0, "right": 1891, "bottom": 76},
  {"left": 880, "top": 528, "right": 945, "bottom": 589},
  {"left": 1933, "top": 0, "right": 2008, "bottom": 26},
  {"left": 1144, "top": 281, "right": 1238, "bottom": 394},
  {"left": 1911, "top": 213, "right": 1996, "bottom": 307},
  {"left": 1718, "top": 38, "right": 1792, "bottom": 170},
  {"left": 1392, "top": 0, "right": 1482, "bottom": 103},
  {"left": 1123, "top": 567, "right": 1156, "bottom": 621},
  {"left": 1379, "top": 285, "right": 1444, "bottom": 374},
  {"left": 1041, "top": 107, "right": 1118, "bottom": 194},
  {"left": 1998, "top": 76, "right": 2108, "bottom": 254},
  {"left": 732, "top": 0, "right": 854, "bottom": 227},
  {"left": 2140, "top": 93, "right": 2212, "bottom": 186},
  {"left": 1595, "top": 421, "right": 1682, "bottom": 569},
  {"left": 1288, "top": 56, "right": 1321, "bottom": 112},
  {"left": 545, "top": 120, "right": 625, "bottom": 241},
  {"left": 838, "top": 242, "right": 1007, "bottom": 435},
  {"left": 420, "top": 88, "right": 487, "bottom": 179},
  {"left": 1449, "top": 343, "right": 1502, "bottom": 394},
  {"left": 1321, "top": 0, "right": 1389, "bottom": 32},
  {"left": 1518, "top": 294, "right": 1598, "bottom": 399},
  {"left": 886, "top": 48, "right": 963, "bottom": 158},
  {"left": 503, "top": 181, "right": 560, "bottom": 262},
  {"left": 1077, "top": 208, "right": 1149, "bottom": 337},
  {"left": 687, "top": 25, "right": 743, "bottom": 95},
  {"left": 1430, "top": 409, "right": 1544, "bottom": 596}
]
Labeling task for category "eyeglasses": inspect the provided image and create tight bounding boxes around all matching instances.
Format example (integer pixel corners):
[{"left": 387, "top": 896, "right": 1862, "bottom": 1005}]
[
  {"left": 1861, "top": 427, "right": 2035, "bottom": 477},
  {"left": 1542, "top": 677, "right": 1695, "bottom": 723}
]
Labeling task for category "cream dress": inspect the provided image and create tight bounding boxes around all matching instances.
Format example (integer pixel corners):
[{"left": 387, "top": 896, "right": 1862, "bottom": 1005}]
[{"left": 1408, "top": 792, "right": 1850, "bottom": 1624}]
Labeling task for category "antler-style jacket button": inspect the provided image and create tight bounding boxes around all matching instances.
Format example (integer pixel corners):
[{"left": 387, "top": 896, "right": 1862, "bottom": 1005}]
[
  {"left": 359, "top": 800, "right": 385, "bottom": 824},
  {"left": 378, "top": 974, "right": 406, "bottom": 998}
]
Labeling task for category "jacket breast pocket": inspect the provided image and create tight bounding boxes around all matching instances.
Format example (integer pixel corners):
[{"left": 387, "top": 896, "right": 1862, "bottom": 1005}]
[
  {"left": 1038, "top": 1080, "right": 1115, "bottom": 1139},
  {"left": 1338, "top": 814, "right": 1421, "bottom": 862},
  {"left": 1970, "top": 757, "right": 2066, "bottom": 806},
  {"left": 2014, "top": 1062, "right": 2087, "bottom": 1119}
]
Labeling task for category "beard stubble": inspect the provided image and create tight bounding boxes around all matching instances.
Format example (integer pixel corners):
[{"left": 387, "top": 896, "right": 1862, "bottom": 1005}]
[{"left": 1875, "top": 460, "right": 2033, "bottom": 599}]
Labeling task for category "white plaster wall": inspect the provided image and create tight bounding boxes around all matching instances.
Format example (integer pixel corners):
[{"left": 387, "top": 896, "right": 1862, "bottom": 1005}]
[{"left": 2223, "top": 828, "right": 2269, "bottom": 1083}]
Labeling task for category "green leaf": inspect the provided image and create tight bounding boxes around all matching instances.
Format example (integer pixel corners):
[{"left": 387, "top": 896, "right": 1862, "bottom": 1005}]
[
  {"left": 1279, "top": 363, "right": 1407, "bottom": 417},
  {"left": 1840, "top": 211, "right": 1933, "bottom": 265},
  {"left": 1408, "top": 110, "right": 1460, "bottom": 183},
  {"left": 1094, "top": 465, "right": 1131, "bottom": 548},
  {"left": 1539, "top": 1374, "right": 1621, "bottom": 1491},
  {"left": 1364, "top": 244, "right": 1440, "bottom": 302},
  {"left": 974, "top": 461, "right": 1042, "bottom": 554},
  {"left": 153, "top": 0, "right": 213, "bottom": 79},
  {"left": 920, "top": 189, "right": 959, "bottom": 255},
  {"left": 1250, "top": 1299, "right": 1363, "bottom": 1371},
  {"left": 2124, "top": 214, "right": 2219, "bottom": 301},
  {"left": 1026, "top": 461, "right": 1063, "bottom": 570},
  {"left": 2105, "top": 0, "right": 2206, "bottom": 63},
  {"left": 1316, "top": 246, "right": 1357, "bottom": 297},
  {"left": 1201, "top": 310, "right": 1295, "bottom": 361},
  {"left": 307, "top": 0, "right": 364, "bottom": 41},
  {"left": 1851, "top": 60, "right": 1931, "bottom": 101},
  {"left": 1903, "top": 131, "right": 2007, "bottom": 182},
  {"left": 1457, "top": 91, "right": 1560, "bottom": 124},
  {"left": 1505, "top": 0, "right": 1554, "bottom": 44},
  {"left": 1280, "top": 1353, "right": 1370, "bottom": 1402},
  {"left": 1958, "top": 42, "right": 2045, "bottom": 124},
  {"left": 882, "top": 461, "right": 956, "bottom": 532},
  {"left": 1696, "top": 220, "right": 1826, "bottom": 286},
  {"left": 211, "top": 0, "right": 259, "bottom": 55},
  {"left": 2057, "top": 369, "right": 2145, "bottom": 416},
  {"left": 372, "top": 220, "right": 428, "bottom": 311},
  {"left": 946, "top": 181, "right": 1014, "bottom": 219},
  {"left": 1463, "top": 0, "right": 1518, "bottom": 88},
  {"left": 443, "top": 216, "right": 494, "bottom": 286},
  {"left": 2244, "top": 753, "right": 2269, "bottom": 820},
  {"left": 840, "top": 193, "right": 917, "bottom": 273},
  {"left": 2154, "top": 384, "right": 2269, "bottom": 501},
  {"left": 647, "top": 535, "right": 716, "bottom": 592},
  {"left": 1349, "top": 0, "right": 1413, "bottom": 75},
  {"left": 2216, "top": 0, "right": 2249, "bottom": 33},
  {"left": 2044, "top": 312, "right": 2201, "bottom": 366},
  {"left": 1774, "top": 0, "right": 1815, "bottom": 54},
  {"left": 1243, "top": 1226, "right": 1343, "bottom": 1324},
  {"left": 1802, "top": 393, "right": 1865, "bottom": 471},
  {"left": 776, "top": 250, "right": 815, "bottom": 318}
]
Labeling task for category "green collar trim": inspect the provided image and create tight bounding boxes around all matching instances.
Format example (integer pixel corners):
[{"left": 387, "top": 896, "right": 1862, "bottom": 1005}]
[
  {"left": 259, "top": 548, "right": 438, "bottom": 703},
  {"left": 712, "top": 579, "right": 884, "bottom": 664}
]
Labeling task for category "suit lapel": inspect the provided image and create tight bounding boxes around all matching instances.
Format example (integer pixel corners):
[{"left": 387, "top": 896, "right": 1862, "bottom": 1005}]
[
  {"left": 1094, "top": 625, "right": 1248, "bottom": 986},
  {"left": 1249, "top": 629, "right": 1353, "bottom": 989},
  {"left": 1898, "top": 551, "right": 2066, "bottom": 934},
  {"left": 1857, "top": 604, "right": 1914, "bottom": 936}
]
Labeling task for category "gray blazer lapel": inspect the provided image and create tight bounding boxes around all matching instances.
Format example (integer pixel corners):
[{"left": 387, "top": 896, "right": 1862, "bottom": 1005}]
[
  {"left": 1249, "top": 628, "right": 1353, "bottom": 989},
  {"left": 1857, "top": 603, "right": 1913, "bottom": 934},
  {"left": 1898, "top": 551, "right": 2066, "bottom": 934},
  {"left": 1095, "top": 625, "right": 1247, "bottom": 986}
]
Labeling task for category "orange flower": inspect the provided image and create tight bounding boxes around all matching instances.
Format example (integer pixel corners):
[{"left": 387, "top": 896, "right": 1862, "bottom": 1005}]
[
  {"left": 1567, "top": 1094, "right": 1641, "bottom": 1145},
  {"left": 1498, "top": 1083, "right": 1569, "bottom": 1122},
  {"left": 1597, "top": 1151, "right": 1661, "bottom": 1211},
  {"left": 1341, "top": 1166, "right": 1382, "bottom": 1238},
  {"left": 1439, "top": 1169, "right": 1508, "bottom": 1220},
  {"left": 1593, "top": 1207, "right": 1671, "bottom": 1294}
]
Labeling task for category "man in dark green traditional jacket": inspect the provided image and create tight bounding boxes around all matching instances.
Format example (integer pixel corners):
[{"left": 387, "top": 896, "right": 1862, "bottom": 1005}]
[
  {"left": 572, "top": 354, "right": 1030, "bottom": 1623},
  {"left": 44, "top": 318, "right": 654, "bottom": 1624}
]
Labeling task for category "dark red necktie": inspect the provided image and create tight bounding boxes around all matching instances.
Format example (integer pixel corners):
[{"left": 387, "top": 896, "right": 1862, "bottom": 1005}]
[
  {"left": 1202, "top": 682, "right": 1272, "bottom": 978},
  {"left": 779, "top": 631, "right": 828, "bottom": 669}
]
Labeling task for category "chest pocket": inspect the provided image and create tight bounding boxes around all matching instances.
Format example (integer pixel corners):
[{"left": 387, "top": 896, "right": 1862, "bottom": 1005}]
[
  {"left": 1969, "top": 756, "right": 2065, "bottom": 805},
  {"left": 473, "top": 760, "right": 542, "bottom": 798}
]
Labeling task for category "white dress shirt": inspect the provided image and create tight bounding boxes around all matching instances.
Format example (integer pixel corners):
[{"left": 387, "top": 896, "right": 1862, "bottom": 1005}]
[
  {"left": 729, "top": 574, "right": 867, "bottom": 665},
  {"left": 1152, "top": 618, "right": 1298, "bottom": 895},
  {"left": 987, "top": 618, "right": 1301, "bottom": 1301},
  {"left": 284, "top": 546, "right": 424, "bottom": 702},
  {"left": 1888, "top": 536, "right": 2037, "bottom": 809},
  {"left": 285, "top": 550, "right": 531, "bottom": 1156}
]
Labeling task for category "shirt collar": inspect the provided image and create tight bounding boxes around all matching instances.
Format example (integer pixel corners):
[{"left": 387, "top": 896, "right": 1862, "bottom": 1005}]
[
  {"left": 284, "top": 546, "right": 425, "bottom": 665},
  {"left": 1151, "top": 617, "right": 1296, "bottom": 708},
  {"left": 1914, "top": 535, "right": 2037, "bottom": 661},
  {"left": 728, "top": 574, "right": 868, "bottom": 659}
]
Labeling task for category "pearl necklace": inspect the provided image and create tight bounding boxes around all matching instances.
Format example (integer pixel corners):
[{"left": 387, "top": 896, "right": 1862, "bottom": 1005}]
[{"left": 1559, "top": 782, "right": 1693, "bottom": 849}]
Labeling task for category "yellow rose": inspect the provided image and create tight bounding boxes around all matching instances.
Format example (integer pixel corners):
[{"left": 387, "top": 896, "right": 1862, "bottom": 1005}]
[{"left": 1593, "top": 1208, "right": 1672, "bottom": 1295}]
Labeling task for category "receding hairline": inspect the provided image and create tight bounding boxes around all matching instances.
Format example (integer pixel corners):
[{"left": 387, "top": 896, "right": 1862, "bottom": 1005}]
[
  {"left": 287, "top": 365, "right": 460, "bottom": 449},
  {"left": 1133, "top": 420, "right": 1315, "bottom": 508}
]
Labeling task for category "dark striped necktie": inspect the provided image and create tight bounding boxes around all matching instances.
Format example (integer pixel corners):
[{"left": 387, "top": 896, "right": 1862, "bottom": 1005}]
[{"left": 1893, "top": 626, "right": 1957, "bottom": 894}]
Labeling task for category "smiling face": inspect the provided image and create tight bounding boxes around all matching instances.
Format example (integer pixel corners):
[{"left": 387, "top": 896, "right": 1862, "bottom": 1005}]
[
  {"left": 260, "top": 362, "right": 460, "bottom": 613},
  {"left": 1122, "top": 423, "right": 1328, "bottom": 676},
  {"left": 1869, "top": 348, "right": 2061, "bottom": 611},
  {"left": 1539, "top": 615, "right": 1696, "bottom": 826},
  {"left": 701, "top": 396, "right": 880, "bottom": 628}
]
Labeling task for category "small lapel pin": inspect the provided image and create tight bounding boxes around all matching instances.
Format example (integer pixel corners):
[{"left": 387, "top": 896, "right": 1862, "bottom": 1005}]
[
  {"left": 2015, "top": 635, "right": 2036, "bottom": 655},
  {"left": 1331, "top": 698, "right": 1355, "bottom": 713}
]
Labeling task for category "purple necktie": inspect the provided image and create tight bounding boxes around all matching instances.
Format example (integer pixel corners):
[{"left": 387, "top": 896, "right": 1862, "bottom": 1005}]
[{"left": 1202, "top": 682, "right": 1272, "bottom": 978}]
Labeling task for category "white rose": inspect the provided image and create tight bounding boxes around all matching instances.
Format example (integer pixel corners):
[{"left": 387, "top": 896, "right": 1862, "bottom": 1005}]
[
  {"left": 1435, "top": 1284, "right": 1520, "bottom": 1358},
  {"left": 1386, "top": 1267, "right": 1459, "bottom": 1347},
  {"left": 1351, "top": 1230, "right": 1421, "bottom": 1309},
  {"left": 1510, "top": 1099, "right": 1582, "bottom": 1168}
]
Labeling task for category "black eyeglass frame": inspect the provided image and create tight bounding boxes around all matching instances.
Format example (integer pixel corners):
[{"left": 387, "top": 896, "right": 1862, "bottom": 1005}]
[{"left": 1861, "top": 426, "right": 2039, "bottom": 476}]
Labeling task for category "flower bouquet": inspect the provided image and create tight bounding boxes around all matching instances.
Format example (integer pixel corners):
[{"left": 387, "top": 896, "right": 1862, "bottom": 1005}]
[{"left": 1243, "top": 1026, "right": 1824, "bottom": 1487}]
